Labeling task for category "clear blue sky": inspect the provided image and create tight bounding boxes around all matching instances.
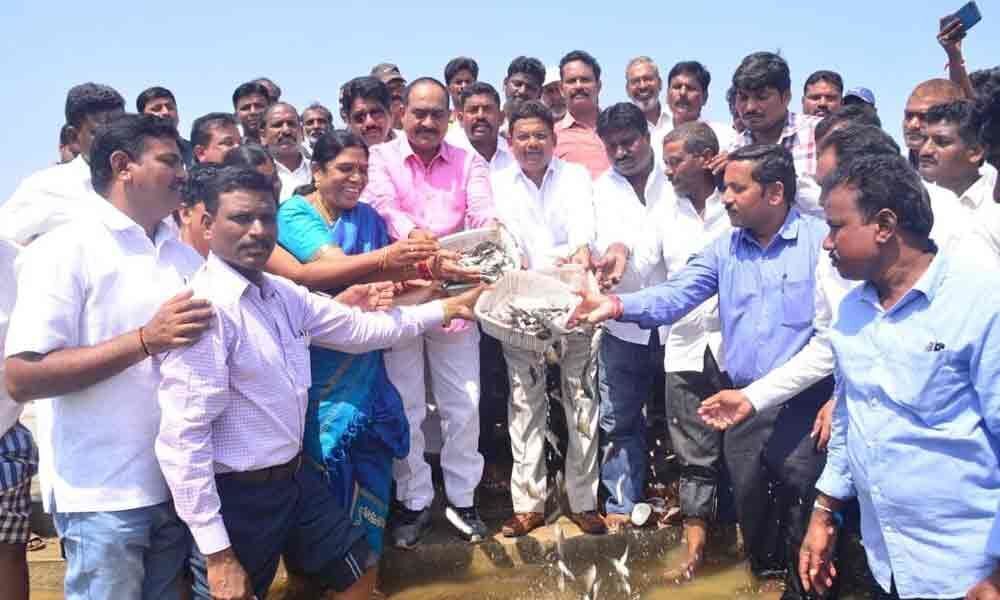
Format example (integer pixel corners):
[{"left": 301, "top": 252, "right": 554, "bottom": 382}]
[{"left": 1, "top": 1, "right": 997, "bottom": 201}]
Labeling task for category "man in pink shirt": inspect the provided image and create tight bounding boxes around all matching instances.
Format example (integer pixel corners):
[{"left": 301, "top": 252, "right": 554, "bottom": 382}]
[
  {"left": 361, "top": 77, "right": 496, "bottom": 548},
  {"left": 555, "top": 50, "right": 611, "bottom": 179}
]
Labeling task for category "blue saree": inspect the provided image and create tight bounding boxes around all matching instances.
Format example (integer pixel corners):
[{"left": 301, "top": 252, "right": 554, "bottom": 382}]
[{"left": 277, "top": 194, "right": 409, "bottom": 555}]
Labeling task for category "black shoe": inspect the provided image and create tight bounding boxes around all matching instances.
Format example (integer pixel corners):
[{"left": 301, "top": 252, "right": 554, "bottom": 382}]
[
  {"left": 445, "top": 504, "right": 488, "bottom": 543},
  {"left": 391, "top": 506, "right": 432, "bottom": 550}
]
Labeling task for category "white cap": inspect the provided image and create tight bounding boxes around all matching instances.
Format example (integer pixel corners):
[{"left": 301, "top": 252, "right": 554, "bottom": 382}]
[{"left": 544, "top": 66, "right": 561, "bottom": 87}]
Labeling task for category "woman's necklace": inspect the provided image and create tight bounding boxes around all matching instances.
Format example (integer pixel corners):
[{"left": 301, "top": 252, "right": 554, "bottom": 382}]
[{"left": 307, "top": 191, "right": 341, "bottom": 226}]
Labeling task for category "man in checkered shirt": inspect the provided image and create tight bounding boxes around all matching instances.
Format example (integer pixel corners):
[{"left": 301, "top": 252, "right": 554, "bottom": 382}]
[
  {"left": 729, "top": 52, "right": 824, "bottom": 218},
  {"left": 0, "top": 239, "right": 38, "bottom": 600}
]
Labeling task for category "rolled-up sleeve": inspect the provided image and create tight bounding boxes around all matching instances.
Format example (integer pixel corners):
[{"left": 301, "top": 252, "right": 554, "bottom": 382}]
[
  {"left": 154, "top": 313, "right": 233, "bottom": 555},
  {"left": 619, "top": 242, "right": 720, "bottom": 330},
  {"left": 463, "top": 153, "right": 496, "bottom": 229},
  {"left": 814, "top": 364, "right": 856, "bottom": 502}
]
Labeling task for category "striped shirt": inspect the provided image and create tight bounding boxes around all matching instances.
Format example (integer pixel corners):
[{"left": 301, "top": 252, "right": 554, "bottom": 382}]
[{"left": 732, "top": 111, "right": 823, "bottom": 217}]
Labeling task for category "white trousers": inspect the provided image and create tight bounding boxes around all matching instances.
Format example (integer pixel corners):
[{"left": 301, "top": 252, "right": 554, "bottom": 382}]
[
  {"left": 502, "top": 330, "right": 600, "bottom": 514},
  {"left": 387, "top": 324, "right": 483, "bottom": 510}
]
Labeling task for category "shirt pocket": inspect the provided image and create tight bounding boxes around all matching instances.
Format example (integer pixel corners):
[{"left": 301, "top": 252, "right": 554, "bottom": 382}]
[
  {"left": 880, "top": 348, "right": 963, "bottom": 427},
  {"left": 286, "top": 338, "right": 313, "bottom": 389},
  {"left": 781, "top": 277, "right": 814, "bottom": 327}
]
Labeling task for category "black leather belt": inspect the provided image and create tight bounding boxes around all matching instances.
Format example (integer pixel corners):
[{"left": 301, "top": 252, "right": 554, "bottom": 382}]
[{"left": 218, "top": 454, "right": 302, "bottom": 483}]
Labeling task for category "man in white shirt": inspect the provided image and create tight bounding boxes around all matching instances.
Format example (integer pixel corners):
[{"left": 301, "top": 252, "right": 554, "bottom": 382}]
[
  {"left": 662, "top": 61, "right": 736, "bottom": 153},
  {"left": 444, "top": 57, "right": 478, "bottom": 147},
  {"left": 624, "top": 121, "right": 733, "bottom": 577},
  {"left": 4, "top": 114, "right": 212, "bottom": 600},
  {"left": 625, "top": 57, "right": 670, "bottom": 142},
  {"left": 491, "top": 100, "right": 605, "bottom": 537},
  {"left": 920, "top": 100, "right": 997, "bottom": 213},
  {"left": 0, "top": 239, "right": 37, "bottom": 600},
  {"left": 261, "top": 102, "right": 311, "bottom": 202},
  {"left": 966, "top": 86, "right": 1000, "bottom": 266},
  {"left": 590, "top": 103, "right": 669, "bottom": 531},
  {"left": 0, "top": 82, "right": 125, "bottom": 245},
  {"left": 458, "top": 82, "right": 515, "bottom": 175}
]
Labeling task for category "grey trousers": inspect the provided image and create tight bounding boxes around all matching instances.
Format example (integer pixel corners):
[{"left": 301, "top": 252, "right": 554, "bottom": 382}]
[{"left": 503, "top": 330, "right": 600, "bottom": 514}]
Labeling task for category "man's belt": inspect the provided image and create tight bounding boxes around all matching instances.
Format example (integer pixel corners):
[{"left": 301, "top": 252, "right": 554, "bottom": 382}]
[{"left": 217, "top": 454, "right": 302, "bottom": 483}]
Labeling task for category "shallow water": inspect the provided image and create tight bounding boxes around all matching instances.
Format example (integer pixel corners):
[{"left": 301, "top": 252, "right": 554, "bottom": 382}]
[
  {"left": 33, "top": 536, "right": 869, "bottom": 599},
  {"left": 379, "top": 544, "right": 867, "bottom": 600}
]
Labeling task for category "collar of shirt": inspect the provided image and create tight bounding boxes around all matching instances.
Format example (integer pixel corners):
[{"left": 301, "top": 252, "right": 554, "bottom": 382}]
[
  {"left": 202, "top": 252, "right": 277, "bottom": 306},
  {"left": 740, "top": 111, "right": 808, "bottom": 149},
  {"left": 274, "top": 151, "right": 310, "bottom": 177},
  {"left": 735, "top": 206, "right": 802, "bottom": 251},
  {"left": 648, "top": 108, "right": 672, "bottom": 133},
  {"left": 856, "top": 251, "right": 945, "bottom": 314},
  {"left": 604, "top": 160, "right": 668, "bottom": 208},
  {"left": 399, "top": 135, "right": 454, "bottom": 169},
  {"left": 675, "top": 188, "right": 727, "bottom": 225},
  {"left": 513, "top": 156, "right": 560, "bottom": 191},
  {"left": 88, "top": 192, "right": 179, "bottom": 249},
  {"left": 556, "top": 111, "right": 596, "bottom": 132},
  {"left": 959, "top": 170, "right": 997, "bottom": 211}
]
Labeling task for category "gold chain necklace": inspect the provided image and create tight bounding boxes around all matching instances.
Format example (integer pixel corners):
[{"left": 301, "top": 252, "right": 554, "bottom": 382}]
[{"left": 307, "top": 191, "right": 340, "bottom": 226}]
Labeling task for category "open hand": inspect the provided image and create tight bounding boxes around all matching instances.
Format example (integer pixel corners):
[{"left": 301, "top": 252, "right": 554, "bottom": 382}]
[
  {"left": 431, "top": 250, "right": 482, "bottom": 282},
  {"left": 142, "top": 290, "right": 214, "bottom": 355},
  {"left": 441, "top": 284, "right": 486, "bottom": 324},
  {"left": 385, "top": 239, "right": 439, "bottom": 270},
  {"left": 335, "top": 282, "right": 394, "bottom": 312},
  {"left": 566, "top": 287, "right": 618, "bottom": 328},
  {"left": 697, "top": 389, "right": 754, "bottom": 430}
]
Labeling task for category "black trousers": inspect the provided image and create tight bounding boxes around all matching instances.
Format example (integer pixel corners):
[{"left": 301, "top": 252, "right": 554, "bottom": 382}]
[
  {"left": 478, "top": 328, "right": 511, "bottom": 464},
  {"left": 666, "top": 347, "right": 728, "bottom": 521},
  {"left": 724, "top": 376, "right": 835, "bottom": 600}
]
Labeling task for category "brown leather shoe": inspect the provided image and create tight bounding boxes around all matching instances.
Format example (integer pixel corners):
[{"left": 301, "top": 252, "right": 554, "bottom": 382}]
[
  {"left": 570, "top": 511, "right": 608, "bottom": 535},
  {"left": 502, "top": 512, "right": 544, "bottom": 537}
]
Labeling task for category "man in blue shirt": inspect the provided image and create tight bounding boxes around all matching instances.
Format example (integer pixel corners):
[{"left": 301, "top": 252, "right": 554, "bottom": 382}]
[
  {"left": 572, "top": 144, "right": 834, "bottom": 597},
  {"left": 798, "top": 154, "right": 1000, "bottom": 600}
]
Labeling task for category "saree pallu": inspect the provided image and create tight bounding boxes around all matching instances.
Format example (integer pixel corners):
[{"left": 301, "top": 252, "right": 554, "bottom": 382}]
[{"left": 277, "top": 195, "right": 409, "bottom": 554}]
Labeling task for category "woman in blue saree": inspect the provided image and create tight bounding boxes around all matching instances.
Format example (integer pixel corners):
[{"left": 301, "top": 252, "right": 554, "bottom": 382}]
[{"left": 276, "top": 130, "right": 441, "bottom": 555}]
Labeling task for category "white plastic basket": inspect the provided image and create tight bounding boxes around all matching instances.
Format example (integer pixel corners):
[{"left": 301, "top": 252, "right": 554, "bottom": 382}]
[
  {"left": 437, "top": 226, "right": 522, "bottom": 294},
  {"left": 475, "top": 270, "right": 582, "bottom": 353}
]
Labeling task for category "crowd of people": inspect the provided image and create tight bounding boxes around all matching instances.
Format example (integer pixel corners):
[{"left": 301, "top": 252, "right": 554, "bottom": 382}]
[{"left": 1, "top": 12, "right": 1000, "bottom": 600}]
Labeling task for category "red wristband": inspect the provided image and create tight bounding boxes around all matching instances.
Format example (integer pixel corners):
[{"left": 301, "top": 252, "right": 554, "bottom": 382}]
[{"left": 417, "top": 260, "right": 433, "bottom": 279}]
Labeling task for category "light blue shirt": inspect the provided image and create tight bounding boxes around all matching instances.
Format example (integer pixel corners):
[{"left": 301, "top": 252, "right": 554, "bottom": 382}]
[
  {"left": 619, "top": 207, "right": 828, "bottom": 388},
  {"left": 817, "top": 252, "right": 1000, "bottom": 598}
]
